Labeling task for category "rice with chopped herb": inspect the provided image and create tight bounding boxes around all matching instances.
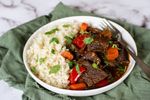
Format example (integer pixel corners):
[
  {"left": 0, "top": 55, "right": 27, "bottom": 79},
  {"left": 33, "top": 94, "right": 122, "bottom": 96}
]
[{"left": 26, "top": 21, "right": 80, "bottom": 88}]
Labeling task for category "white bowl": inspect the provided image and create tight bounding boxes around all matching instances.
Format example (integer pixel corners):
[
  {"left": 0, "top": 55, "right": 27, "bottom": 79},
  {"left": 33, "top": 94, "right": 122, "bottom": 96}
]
[{"left": 23, "top": 16, "right": 137, "bottom": 96}]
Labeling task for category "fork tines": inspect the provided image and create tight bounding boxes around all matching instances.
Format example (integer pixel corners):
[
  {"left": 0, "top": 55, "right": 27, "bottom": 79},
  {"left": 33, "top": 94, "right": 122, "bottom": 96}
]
[{"left": 101, "top": 19, "right": 120, "bottom": 33}]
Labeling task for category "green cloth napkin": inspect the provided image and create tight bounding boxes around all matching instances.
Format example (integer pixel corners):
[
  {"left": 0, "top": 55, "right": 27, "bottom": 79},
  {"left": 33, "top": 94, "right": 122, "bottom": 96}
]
[{"left": 0, "top": 3, "right": 150, "bottom": 100}]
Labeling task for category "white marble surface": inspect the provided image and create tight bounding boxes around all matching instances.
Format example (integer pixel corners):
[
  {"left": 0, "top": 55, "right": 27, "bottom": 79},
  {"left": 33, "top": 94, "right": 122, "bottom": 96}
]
[{"left": 0, "top": 0, "right": 150, "bottom": 99}]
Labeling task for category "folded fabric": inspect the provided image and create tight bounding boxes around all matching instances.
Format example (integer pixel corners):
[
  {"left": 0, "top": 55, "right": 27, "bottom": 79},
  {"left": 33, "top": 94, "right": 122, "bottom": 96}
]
[{"left": 0, "top": 3, "right": 150, "bottom": 100}]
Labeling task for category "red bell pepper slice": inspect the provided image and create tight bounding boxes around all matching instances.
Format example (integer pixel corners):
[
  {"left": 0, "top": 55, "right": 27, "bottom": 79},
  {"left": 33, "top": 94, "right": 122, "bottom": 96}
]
[
  {"left": 73, "top": 34, "right": 89, "bottom": 48},
  {"left": 69, "top": 66, "right": 86, "bottom": 84},
  {"left": 95, "top": 79, "right": 109, "bottom": 87}
]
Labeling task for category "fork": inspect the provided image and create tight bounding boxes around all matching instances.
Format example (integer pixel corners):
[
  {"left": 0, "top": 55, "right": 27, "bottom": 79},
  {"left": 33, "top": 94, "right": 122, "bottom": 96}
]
[{"left": 101, "top": 19, "right": 150, "bottom": 78}]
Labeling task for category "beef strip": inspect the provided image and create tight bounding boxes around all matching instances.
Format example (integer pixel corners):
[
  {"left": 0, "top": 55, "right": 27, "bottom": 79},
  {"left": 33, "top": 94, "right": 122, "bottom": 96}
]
[
  {"left": 78, "top": 60, "right": 108, "bottom": 87},
  {"left": 81, "top": 52, "right": 101, "bottom": 64},
  {"left": 87, "top": 27, "right": 102, "bottom": 34},
  {"left": 87, "top": 39, "right": 109, "bottom": 53}
]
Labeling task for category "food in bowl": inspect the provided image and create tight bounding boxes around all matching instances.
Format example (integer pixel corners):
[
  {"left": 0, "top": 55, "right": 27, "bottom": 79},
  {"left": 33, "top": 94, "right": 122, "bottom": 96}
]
[{"left": 26, "top": 21, "right": 129, "bottom": 90}]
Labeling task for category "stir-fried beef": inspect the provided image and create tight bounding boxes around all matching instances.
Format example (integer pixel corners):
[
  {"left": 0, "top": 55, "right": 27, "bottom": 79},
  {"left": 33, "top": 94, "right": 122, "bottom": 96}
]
[{"left": 67, "top": 22, "right": 129, "bottom": 90}]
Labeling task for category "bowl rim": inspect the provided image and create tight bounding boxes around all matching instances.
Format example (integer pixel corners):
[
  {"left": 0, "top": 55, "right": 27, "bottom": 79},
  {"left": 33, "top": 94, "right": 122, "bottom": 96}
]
[{"left": 23, "top": 16, "right": 137, "bottom": 96}]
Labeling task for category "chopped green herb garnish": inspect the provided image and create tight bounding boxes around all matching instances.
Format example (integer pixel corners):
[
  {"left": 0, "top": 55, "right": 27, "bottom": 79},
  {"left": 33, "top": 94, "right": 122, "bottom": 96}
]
[
  {"left": 84, "top": 37, "right": 93, "bottom": 44},
  {"left": 80, "top": 30, "right": 89, "bottom": 34},
  {"left": 80, "top": 30, "right": 84, "bottom": 34},
  {"left": 68, "top": 34, "right": 74, "bottom": 38},
  {"left": 119, "top": 68, "right": 125, "bottom": 72},
  {"left": 39, "top": 57, "right": 46, "bottom": 64},
  {"left": 118, "top": 65, "right": 125, "bottom": 72},
  {"left": 92, "top": 63, "right": 98, "bottom": 69},
  {"left": 51, "top": 49, "right": 55, "bottom": 54},
  {"left": 49, "top": 64, "right": 61, "bottom": 74},
  {"left": 75, "top": 64, "right": 80, "bottom": 74},
  {"left": 112, "top": 44, "right": 121, "bottom": 50},
  {"left": 68, "top": 61, "right": 75, "bottom": 69},
  {"left": 112, "top": 44, "right": 118, "bottom": 48},
  {"left": 108, "top": 41, "right": 113, "bottom": 45},
  {"left": 104, "top": 60, "right": 109, "bottom": 66},
  {"left": 64, "top": 36, "right": 72, "bottom": 44},
  {"left": 50, "top": 37, "right": 59, "bottom": 44},
  {"left": 63, "top": 24, "right": 71, "bottom": 28},
  {"left": 70, "top": 44, "right": 75, "bottom": 51},
  {"left": 45, "top": 28, "right": 59, "bottom": 35},
  {"left": 31, "top": 66, "right": 36, "bottom": 73}
]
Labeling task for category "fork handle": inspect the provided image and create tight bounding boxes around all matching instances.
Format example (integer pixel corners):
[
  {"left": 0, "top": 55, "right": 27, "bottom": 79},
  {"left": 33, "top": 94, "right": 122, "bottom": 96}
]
[{"left": 120, "top": 41, "right": 150, "bottom": 78}]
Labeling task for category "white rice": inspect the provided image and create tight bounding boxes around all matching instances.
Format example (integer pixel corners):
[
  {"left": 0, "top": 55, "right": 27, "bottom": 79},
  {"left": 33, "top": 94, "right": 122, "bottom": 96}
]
[{"left": 26, "top": 21, "right": 80, "bottom": 88}]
